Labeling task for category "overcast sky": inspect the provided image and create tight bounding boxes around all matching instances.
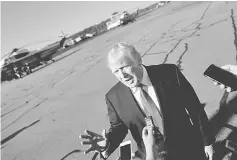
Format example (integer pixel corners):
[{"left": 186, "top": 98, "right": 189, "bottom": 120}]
[{"left": 1, "top": 1, "right": 155, "bottom": 56}]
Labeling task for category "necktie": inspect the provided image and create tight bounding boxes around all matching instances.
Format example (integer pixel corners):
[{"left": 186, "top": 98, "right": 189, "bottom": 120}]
[{"left": 137, "top": 84, "right": 164, "bottom": 135}]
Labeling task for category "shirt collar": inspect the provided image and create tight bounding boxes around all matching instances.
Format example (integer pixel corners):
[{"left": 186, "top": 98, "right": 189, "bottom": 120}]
[
  {"left": 140, "top": 65, "right": 152, "bottom": 86},
  {"left": 131, "top": 65, "right": 152, "bottom": 93}
]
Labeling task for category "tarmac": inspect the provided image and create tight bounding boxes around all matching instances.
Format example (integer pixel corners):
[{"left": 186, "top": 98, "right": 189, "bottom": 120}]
[{"left": 1, "top": 2, "right": 237, "bottom": 160}]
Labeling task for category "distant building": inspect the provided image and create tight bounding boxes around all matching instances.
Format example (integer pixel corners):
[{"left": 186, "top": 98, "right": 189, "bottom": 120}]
[
  {"left": 0, "top": 58, "right": 6, "bottom": 68},
  {"left": 74, "top": 36, "right": 82, "bottom": 43},
  {"left": 106, "top": 12, "right": 122, "bottom": 30},
  {"left": 62, "top": 38, "right": 74, "bottom": 48}
]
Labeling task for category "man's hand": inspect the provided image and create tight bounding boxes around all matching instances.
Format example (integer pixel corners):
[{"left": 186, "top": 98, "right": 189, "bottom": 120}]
[
  {"left": 204, "top": 145, "right": 214, "bottom": 160},
  {"left": 79, "top": 129, "right": 108, "bottom": 155},
  {"left": 213, "top": 64, "right": 237, "bottom": 92}
]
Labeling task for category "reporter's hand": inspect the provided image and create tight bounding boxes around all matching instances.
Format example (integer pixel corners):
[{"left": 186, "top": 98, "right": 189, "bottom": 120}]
[
  {"left": 79, "top": 129, "right": 108, "bottom": 155},
  {"left": 222, "top": 64, "right": 237, "bottom": 75},
  {"left": 142, "top": 126, "right": 155, "bottom": 152},
  {"left": 213, "top": 64, "right": 237, "bottom": 92}
]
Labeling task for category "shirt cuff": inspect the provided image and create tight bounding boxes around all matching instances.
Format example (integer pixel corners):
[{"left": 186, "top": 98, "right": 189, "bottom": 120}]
[
  {"left": 100, "top": 150, "right": 109, "bottom": 160},
  {"left": 100, "top": 141, "right": 110, "bottom": 159}
]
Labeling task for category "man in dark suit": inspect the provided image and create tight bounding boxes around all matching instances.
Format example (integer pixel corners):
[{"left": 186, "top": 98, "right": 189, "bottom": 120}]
[{"left": 79, "top": 42, "right": 215, "bottom": 160}]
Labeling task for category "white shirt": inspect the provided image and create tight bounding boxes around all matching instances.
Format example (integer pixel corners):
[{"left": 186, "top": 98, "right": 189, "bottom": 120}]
[{"left": 131, "top": 66, "right": 161, "bottom": 112}]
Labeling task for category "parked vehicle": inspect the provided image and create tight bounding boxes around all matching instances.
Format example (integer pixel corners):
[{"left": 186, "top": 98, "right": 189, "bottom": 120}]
[{"left": 120, "top": 11, "right": 136, "bottom": 25}]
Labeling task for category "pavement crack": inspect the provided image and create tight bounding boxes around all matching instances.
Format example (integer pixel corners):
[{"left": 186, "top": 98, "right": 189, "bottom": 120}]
[
  {"left": 182, "top": 2, "right": 212, "bottom": 32},
  {"left": 134, "top": 29, "right": 153, "bottom": 44},
  {"left": 230, "top": 9, "right": 237, "bottom": 62},
  {"left": 146, "top": 51, "right": 167, "bottom": 56},
  {"left": 142, "top": 39, "right": 162, "bottom": 57},
  {"left": 142, "top": 20, "right": 184, "bottom": 57},
  {"left": 168, "top": 20, "right": 185, "bottom": 32},
  {"left": 200, "top": 2, "right": 212, "bottom": 20},
  {"left": 200, "top": 18, "right": 228, "bottom": 30},
  {"left": 140, "top": 14, "right": 200, "bottom": 60},
  {"left": 181, "top": 19, "right": 200, "bottom": 31},
  {"left": 162, "top": 39, "right": 182, "bottom": 64},
  {"left": 177, "top": 43, "right": 189, "bottom": 70},
  {"left": 160, "top": 2, "right": 212, "bottom": 64}
]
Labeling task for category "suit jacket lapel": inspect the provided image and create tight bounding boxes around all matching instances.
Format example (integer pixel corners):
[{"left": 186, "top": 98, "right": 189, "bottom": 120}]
[
  {"left": 117, "top": 82, "right": 146, "bottom": 122},
  {"left": 145, "top": 66, "right": 165, "bottom": 113},
  {"left": 145, "top": 65, "right": 167, "bottom": 138}
]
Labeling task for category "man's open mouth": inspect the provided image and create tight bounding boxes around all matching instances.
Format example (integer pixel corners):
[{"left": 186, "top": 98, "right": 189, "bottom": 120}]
[{"left": 124, "top": 78, "right": 132, "bottom": 82}]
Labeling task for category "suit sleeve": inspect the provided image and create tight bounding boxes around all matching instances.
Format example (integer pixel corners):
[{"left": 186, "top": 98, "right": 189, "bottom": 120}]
[
  {"left": 103, "top": 95, "right": 128, "bottom": 159},
  {"left": 174, "top": 65, "right": 215, "bottom": 146}
]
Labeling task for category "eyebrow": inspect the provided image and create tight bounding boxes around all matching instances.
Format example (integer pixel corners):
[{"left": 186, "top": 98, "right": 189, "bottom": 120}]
[{"left": 113, "top": 65, "right": 128, "bottom": 73}]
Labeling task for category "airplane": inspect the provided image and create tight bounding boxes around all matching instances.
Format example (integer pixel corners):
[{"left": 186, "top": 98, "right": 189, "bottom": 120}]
[
  {"left": 1, "top": 32, "right": 68, "bottom": 82},
  {"left": 1, "top": 30, "right": 96, "bottom": 82}
]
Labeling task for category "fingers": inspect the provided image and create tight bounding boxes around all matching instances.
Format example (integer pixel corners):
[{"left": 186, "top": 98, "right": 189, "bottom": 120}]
[
  {"left": 221, "top": 64, "right": 237, "bottom": 75},
  {"left": 142, "top": 126, "right": 148, "bottom": 137},
  {"left": 92, "top": 152, "right": 99, "bottom": 160},
  {"left": 146, "top": 125, "right": 153, "bottom": 133},
  {"left": 218, "top": 84, "right": 232, "bottom": 92},
  {"left": 142, "top": 126, "right": 154, "bottom": 138},
  {"left": 206, "top": 153, "right": 212, "bottom": 160},
  {"left": 79, "top": 135, "right": 92, "bottom": 140},
  {"left": 226, "top": 87, "right": 232, "bottom": 93},
  {"left": 209, "top": 155, "right": 213, "bottom": 160},
  {"left": 221, "top": 65, "right": 231, "bottom": 71},
  {"left": 81, "top": 141, "right": 92, "bottom": 145},
  {"left": 221, "top": 64, "right": 236, "bottom": 71},
  {"left": 85, "top": 130, "right": 103, "bottom": 138},
  {"left": 213, "top": 81, "right": 222, "bottom": 87},
  {"left": 205, "top": 152, "right": 209, "bottom": 159},
  {"left": 213, "top": 81, "right": 218, "bottom": 86},
  {"left": 131, "top": 152, "right": 135, "bottom": 158},
  {"left": 85, "top": 146, "right": 94, "bottom": 154},
  {"left": 220, "top": 84, "right": 225, "bottom": 89},
  {"left": 213, "top": 81, "right": 233, "bottom": 92}
]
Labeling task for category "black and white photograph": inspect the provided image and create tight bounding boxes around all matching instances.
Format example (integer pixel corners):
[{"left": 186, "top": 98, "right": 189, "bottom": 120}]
[{"left": 1, "top": 1, "right": 237, "bottom": 160}]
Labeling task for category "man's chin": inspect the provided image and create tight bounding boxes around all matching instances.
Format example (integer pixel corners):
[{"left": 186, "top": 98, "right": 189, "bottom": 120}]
[
  {"left": 126, "top": 83, "right": 137, "bottom": 88},
  {"left": 122, "top": 80, "right": 138, "bottom": 88}
]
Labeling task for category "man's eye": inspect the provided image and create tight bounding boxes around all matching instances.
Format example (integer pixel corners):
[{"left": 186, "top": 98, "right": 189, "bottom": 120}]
[
  {"left": 123, "top": 66, "right": 131, "bottom": 70},
  {"left": 113, "top": 70, "right": 119, "bottom": 74}
]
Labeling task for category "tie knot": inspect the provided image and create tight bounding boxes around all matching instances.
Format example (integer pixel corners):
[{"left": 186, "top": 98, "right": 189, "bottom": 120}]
[
  {"left": 136, "top": 83, "right": 147, "bottom": 93},
  {"left": 138, "top": 83, "right": 148, "bottom": 89},
  {"left": 138, "top": 83, "right": 144, "bottom": 88}
]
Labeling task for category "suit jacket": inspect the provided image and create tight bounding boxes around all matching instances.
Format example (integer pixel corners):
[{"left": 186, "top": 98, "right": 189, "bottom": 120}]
[{"left": 104, "top": 64, "right": 214, "bottom": 160}]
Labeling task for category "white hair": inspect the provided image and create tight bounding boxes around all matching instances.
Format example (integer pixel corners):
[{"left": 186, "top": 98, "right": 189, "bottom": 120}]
[{"left": 107, "top": 42, "right": 141, "bottom": 67}]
